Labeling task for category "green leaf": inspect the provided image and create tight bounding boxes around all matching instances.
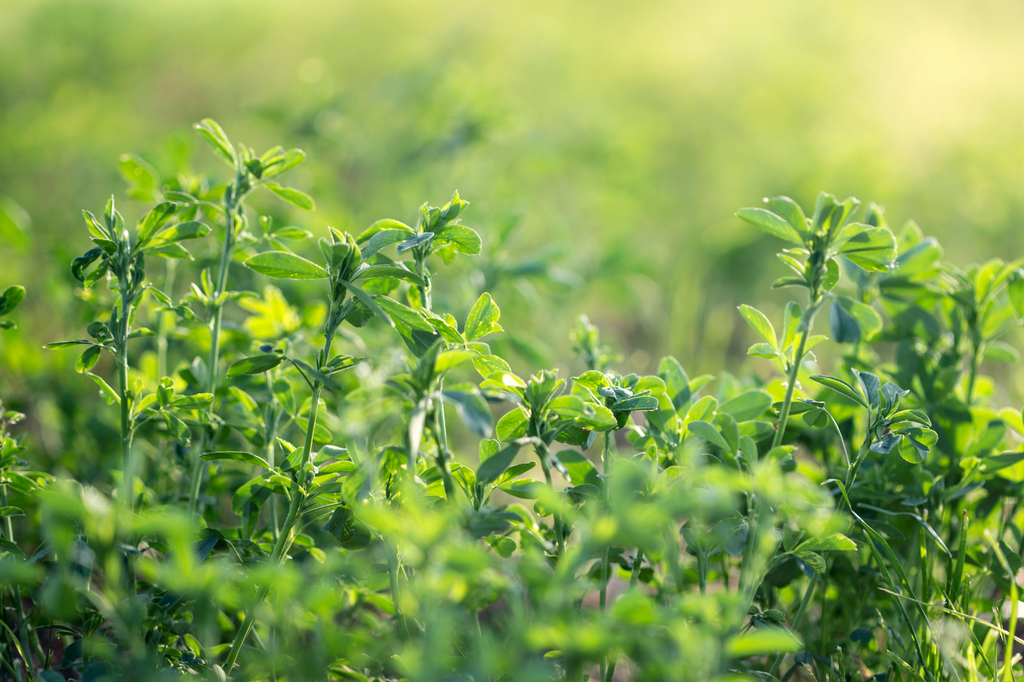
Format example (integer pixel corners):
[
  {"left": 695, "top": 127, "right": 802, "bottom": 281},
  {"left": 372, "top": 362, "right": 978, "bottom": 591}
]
[
  {"left": 245, "top": 252, "right": 327, "bottom": 279},
  {"left": 719, "top": 389, "right": 773, "bottom": 422},
  {"left": 226, "top": 354, "right": 285, "bottom": 377},
  {"left": 688, "top": 420, "right": 731, "bottom": 452},
  {"left": 796, "top": 533, "right": 857, "bottom": 552},
  {"left": 473, "top": 353, "right": 511, "bottom": 378},
  {"left": 476, "top": 441, "right": 524, "bottom": 485},
  {"left": 353, "top": 265, "right": 426, "bottom": 287},
  {"left": 984, "top": 341, "right": 1020, "bottom": 364},
  {"left": 442, "top": 388, "right": 493, "bottom": 439},
  {"left": 375, "top": 297, "right": 433, "bottom": 332},
  {"left": 0, "top": 507, "right": 24, "bottom": 518},
  {"left": 897, "top": 427, "right": 937, "bottom": 464},
  {"left": 361, "top": 229, "right": 416, "bottom": 258},
  {"left": 433, "top": 224, "right": 482, "bottom": 255},
  {"left": 736, "top": 207, "right": 804, "bottom": 245},
  {"left": 486, "top": 536, "right": 516, "bottom": 558},
  {"left": 764, "top": 196, "right": 810, "bottom": 237},
  {"left": 554, "top": 450, "right": 600, "bottom": 487},
  {"left": 322, "top": 506, "right": 372, "bottom": 549},
  {"left": 725, "top": 629, "right": 802, "bottom": 658},
  {"left": 355, "top": 219, "right": 415, "bottom": 243},
  {"left": 75, "top": 345, "right": 101, "bottom": 374},
  {"left": 86, "top": 373, "right": 119, "bottom": 404},
  {"left": 137, "top": 202, "right": 178, "bottom": 245},
  {"left": 981, "top": 451, "right": 1024, "bottom": 474},
  {"left": 829, "top": 298, "right": 861, "bottom": 344},
  {"left": 496, "top": 408, "right": 529, "bottom": 441},
  {"left": 193, "top": 118, "right": 235, "bottom": 167},
  {"left": 838, "top": 226, "right": 896, "bottom": 271},
  {"left": 0, "top": 285, "right": 25, "bottom": 317},
  {"left": 464, "top": 292, "right": 503, "bottom": 341},
  {"left": 810, "top": 375, "right": 868, "bottom": 408},
  {"left": 201, "top": 451, "right": 271, "bottom": 469},
  {"left": 738, "top": 305, "right": 777, "bottom": 348},
  {"left": 164, "top": 412, "right": 192, "bottom": 446},
  {"left": 263, "top": 182, "right": 315, "bottom": 210},
  {"left": 1009, "top": 270, "right": 1024, "bottom": 317}
]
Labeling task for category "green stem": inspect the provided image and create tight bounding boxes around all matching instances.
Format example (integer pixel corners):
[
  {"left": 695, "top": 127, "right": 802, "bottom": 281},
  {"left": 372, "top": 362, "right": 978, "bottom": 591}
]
[
  {"left": 771, "top": 294, "right": 823, "bottom": 450},
  {"left": 223, "top": 330, "right": 333, "bottom": 672},
  {"left": 844, "top": 433, "right": 873, "bottom": 495},
  {"left": 536, "top": 445, "right": 565, "bottom": 557},
  {"left": 386, "top": 541, "right": 410, "bottom": 641},
  {"left": 434, "top": 394, "right": 456, "bottom": 502},
  {"left": 2, "top": 485, "right": 37, "bottom": 679},
  {"left": 767, "top": 573, "right": 819, "bottom": 677},
  {"left": 156, "top": 260, "right": 178, "bottom": 381},
  {"left": 188, "top": 187, "right": 239, "bottom": 516},
  {"left": 967, "top": 330, "right": 982, "bottom": 405},
  {"left": 116, "top": 289, "right": 137, "bottom": 597},
  {"left": 628, "top": 549, "right": 644, "bottom": 589},
  {"left": 598, "top": 432, "right": 612, "bottom": 617},
  {"left": 265, "top": 373, "right": 280, "bottom": 542}
]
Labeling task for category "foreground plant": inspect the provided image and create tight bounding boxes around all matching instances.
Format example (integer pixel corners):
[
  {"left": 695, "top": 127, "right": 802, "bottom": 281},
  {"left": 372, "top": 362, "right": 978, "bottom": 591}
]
[{"left": 4, "top": 127, "right": 1024, "bottom": 682}]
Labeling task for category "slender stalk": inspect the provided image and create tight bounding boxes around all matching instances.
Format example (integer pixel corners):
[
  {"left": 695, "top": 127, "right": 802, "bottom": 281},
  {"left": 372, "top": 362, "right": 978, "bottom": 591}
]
[
  {"left": 966, "top": 329, "right": 982, "bottom": 406},
  {"left": 844, "top": 433, "right": 873, "bottom": 494},
  {"left": 598, "top": 432, "right": 612, "bottom": 618},
  {"left": 116, "top": 287, "right": 137, "bottom": 597},
  {"left": 628, "top": 549, "right": 644, "bottom": 589},
  {"left": 386, "top": 541, "right": 410, "bottom": 641},
  {"left": 697, "top": 544, "right": 708, "bottom": 595},
  {"left": 766, "top": 574, "right": 819, "bottom": 678},
  {"left": 771, "top": 295, "right": 822, "bottom": 450},
  {"left": 2, "top": 485, "right": 36, "bottom": 679},
  {"left": 604, "top": 548, "right": 642, "bottom": 682},
  {"left": 223, "top": 329, "right": 334, "bottom": 672},
  {"left": 188, "top": 185, "right": 240, "bottom": 516},
  {"left": 434, "top": 395, "right": 457, "bottom": 501},
  {"left": 156, "top": 260, "right": 178, "bottom": 381},
  {"left": 265, "top": 373, "right": 280, "bottom": 542}
]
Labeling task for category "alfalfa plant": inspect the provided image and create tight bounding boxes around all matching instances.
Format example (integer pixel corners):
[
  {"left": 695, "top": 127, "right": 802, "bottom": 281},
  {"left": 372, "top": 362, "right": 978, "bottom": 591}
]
[{"left": 183, "top": 120, "right": 313, "bottom": 517}]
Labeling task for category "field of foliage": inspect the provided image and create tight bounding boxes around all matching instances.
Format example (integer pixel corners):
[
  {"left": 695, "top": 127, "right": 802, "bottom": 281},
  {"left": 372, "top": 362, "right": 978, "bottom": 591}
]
[
  {"left": 5, "top": 2, "right": 1024, "bottom": 681},
  {"left": 1, "top": 117, "right": 1024, "bottom": 681}
]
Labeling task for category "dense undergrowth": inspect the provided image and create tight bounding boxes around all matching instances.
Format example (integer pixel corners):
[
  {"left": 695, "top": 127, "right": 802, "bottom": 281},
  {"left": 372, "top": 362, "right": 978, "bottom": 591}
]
[{"left": 3, "top": 120, "right": 1024, "bottom": 682}]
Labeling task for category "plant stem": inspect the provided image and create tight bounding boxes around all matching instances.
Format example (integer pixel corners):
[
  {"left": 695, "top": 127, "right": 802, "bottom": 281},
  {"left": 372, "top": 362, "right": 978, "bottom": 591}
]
[
  {"left": 598, "top": 432, "right": 612, "bottom": 616},
  {"left": 844, "top": 433, "right": 873, "bottom": 495},
  {"left": 156, "top": 260, "right": 178, "bottom": 381},
  {"left": 386, "top": 541, "right": 410, "bottom": 641},
  {"left": 188, "top": 186, "right": 239, "bottom": 516},
  {"left": 116, "top": 287, "right": 137, "bottom": 597},
  {"left": 2, "top": 485, "right": 36, "bottom": 678},
  {"left": 967, "top": 329, "right": 982, "bottom": 405},
  {"left": 265, "top": 373, "right": 280, "bottom": 542},
  {"left": 223, "top": 330, "right": 333, "bottom": 672},
  {"left": 434, "top": 392, "right": 457, "bottom": 501},
  {"left": 766, "top": 573, "right": 819, "bottom": 678},
  {"left": 771, "top": 296, "right": 822, "bottom": 450}
]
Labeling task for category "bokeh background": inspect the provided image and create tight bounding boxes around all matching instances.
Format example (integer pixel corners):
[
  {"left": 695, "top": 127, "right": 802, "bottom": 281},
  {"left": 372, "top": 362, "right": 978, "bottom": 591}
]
[{"left": 4, "top": 0, "right": 1024, "bottom": 451}]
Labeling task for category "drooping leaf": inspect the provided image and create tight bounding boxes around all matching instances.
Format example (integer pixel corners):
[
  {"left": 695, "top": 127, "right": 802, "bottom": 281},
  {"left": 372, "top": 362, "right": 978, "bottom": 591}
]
[
  {"left": 226, "top": 354, "right": 285, "bottom": 377},
  {"left": 736, "top": 207, "right": 804, "bottom": 245},
  {"left": 810, "top": 375, "right": 869, "bottom": 409},
  {"left": 201, "top": 451, "right": 272, "bottom": 469},
  {"left": 263, "top": 182, "right": 315, "bottom": 210}
]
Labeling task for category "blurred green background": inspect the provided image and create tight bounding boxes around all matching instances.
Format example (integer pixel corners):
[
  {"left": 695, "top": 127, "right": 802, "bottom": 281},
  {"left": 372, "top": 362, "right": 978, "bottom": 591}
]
[{"left": 4, "top": 0, "right": 1024, "bottom": 444}]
